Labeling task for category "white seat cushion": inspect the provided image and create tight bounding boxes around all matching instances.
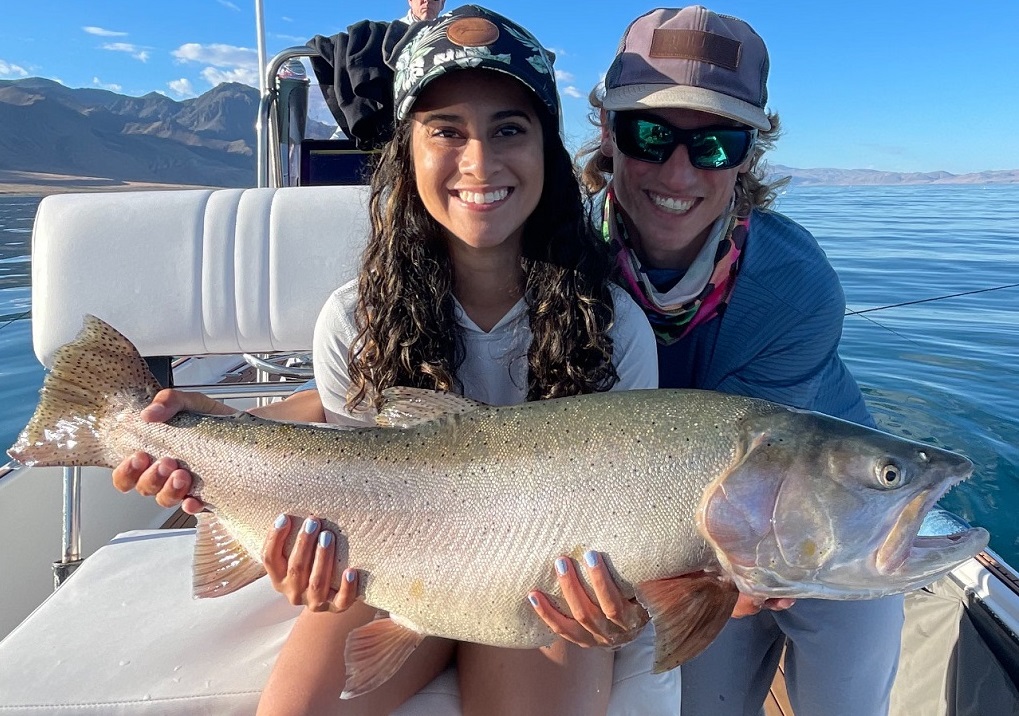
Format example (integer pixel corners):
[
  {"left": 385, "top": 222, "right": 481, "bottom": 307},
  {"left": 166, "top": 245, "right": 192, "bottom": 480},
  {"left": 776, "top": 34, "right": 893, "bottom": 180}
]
[
  {"left": 31, "top": 186, "right": 371, "bottom": 366},
  {"left": 0, "top": 529, "right": 678, "bottom": 715}
]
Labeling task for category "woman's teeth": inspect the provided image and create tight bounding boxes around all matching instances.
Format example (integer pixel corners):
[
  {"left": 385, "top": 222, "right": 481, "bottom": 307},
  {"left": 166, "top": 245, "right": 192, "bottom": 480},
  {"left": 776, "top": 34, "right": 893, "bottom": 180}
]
[{"left": 459, "top": 188, "right": 509, "bottom": 205}]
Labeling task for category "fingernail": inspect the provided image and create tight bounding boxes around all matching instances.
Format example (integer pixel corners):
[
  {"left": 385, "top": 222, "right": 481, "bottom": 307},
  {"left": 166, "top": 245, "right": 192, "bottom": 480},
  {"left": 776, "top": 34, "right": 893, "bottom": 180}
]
[
  {"left": 157, "top": 461, "right": 173, "bottom": 478},
  {"left": 171, "top": 473, "right": 188, "bottom": 490},
  {"left": 528, "top": 594, "right": 539, "bottom": 607},
  {"left": 584, "top": 550, "right": 598, "bottom": 568},
  {"left": 555, "top": 558, "right": 568, "bottom": 576},
  {"left": 274, "top": 514, "right": 287, "bottom": 530},
  {"left": 303, "top": 517, "right": 319, "bottom": 535},
  {"left": 318, "top": 531, "right": 333, "bottom": 548},
  {"left": 130, "top": 455, "right": 145, "bottom": 470},
  {"left": 344, "top": 569, "right": 357, "bottom": 583}
]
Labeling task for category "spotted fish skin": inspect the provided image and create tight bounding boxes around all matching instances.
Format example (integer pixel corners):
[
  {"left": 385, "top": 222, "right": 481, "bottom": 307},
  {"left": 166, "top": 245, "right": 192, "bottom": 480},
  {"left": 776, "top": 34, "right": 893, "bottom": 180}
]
[{"left": 8, "top": 315, "right": 988, "bottom": 695}]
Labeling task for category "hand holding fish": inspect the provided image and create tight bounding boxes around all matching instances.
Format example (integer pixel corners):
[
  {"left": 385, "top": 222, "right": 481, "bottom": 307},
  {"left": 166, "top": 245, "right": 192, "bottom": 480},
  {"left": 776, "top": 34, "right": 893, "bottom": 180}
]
[
  {"left": 263, "top": 514, "right": 360, "bottom": 613},
  {"left": 731, "top": 594, "right": 796, "bottom": 619},
  {"left": 111, "top": 389, "right": 228, "bottom": 514},
  {"left": 528, "top": 551, "right": 649, "bottom": 649}
]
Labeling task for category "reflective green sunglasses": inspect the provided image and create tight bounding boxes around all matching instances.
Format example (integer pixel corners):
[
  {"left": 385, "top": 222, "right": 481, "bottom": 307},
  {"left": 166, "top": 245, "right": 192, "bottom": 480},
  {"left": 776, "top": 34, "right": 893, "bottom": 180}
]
[{"left": 611, "top": 112, "right": 757, "bottom": 170}]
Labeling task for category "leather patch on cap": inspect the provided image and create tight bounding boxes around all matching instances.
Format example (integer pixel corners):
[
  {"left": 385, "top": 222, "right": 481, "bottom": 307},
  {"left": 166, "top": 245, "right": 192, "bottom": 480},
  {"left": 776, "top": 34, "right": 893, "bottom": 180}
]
[
  {"left": 446, "top": 17, "right": 500, "bottom": 47},
  {"left": 649, "top": 29, "right": 740, "bottom": 70}
]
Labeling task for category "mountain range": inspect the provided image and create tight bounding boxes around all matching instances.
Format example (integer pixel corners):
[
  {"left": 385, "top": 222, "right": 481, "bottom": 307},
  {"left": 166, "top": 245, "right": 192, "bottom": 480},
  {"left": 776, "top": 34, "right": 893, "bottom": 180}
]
[{"left": 1, "top": 78, "right": 1017, "bottom": 190}]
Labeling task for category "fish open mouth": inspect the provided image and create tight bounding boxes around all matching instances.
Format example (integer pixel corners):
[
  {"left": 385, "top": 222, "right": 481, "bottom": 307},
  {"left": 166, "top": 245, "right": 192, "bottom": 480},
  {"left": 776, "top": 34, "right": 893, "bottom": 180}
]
[{"left": 876, "top": 477, "right": 989, "bottom": 579}]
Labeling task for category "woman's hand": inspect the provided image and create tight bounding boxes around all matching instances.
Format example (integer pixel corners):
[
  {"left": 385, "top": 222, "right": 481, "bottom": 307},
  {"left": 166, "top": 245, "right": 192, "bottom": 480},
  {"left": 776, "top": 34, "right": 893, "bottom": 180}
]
[
  {"left": 110, "top": 388, "right": 232, "bottom": 514},
  {"left": 527, "top": 551, "right": 649, "bottom": 649},
  {"left": 263, "top": 514, "right": 360, "bottom": 613}
]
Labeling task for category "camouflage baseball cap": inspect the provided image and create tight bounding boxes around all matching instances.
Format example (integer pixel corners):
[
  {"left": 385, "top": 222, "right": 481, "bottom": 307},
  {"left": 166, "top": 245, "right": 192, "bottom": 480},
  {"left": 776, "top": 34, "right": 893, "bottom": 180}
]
[{"left": 388, "top": 5, "right": 560, "bottom": 122}]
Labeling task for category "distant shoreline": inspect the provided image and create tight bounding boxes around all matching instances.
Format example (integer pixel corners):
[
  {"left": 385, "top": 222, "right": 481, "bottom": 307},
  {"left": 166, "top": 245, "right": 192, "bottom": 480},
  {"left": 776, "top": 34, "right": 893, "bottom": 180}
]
[
  {"left": 0, "top": 170, "right": 227, "bottom": 197},
  {"left": 2, "top": 168, "right": 1017, "bottom": 196}
]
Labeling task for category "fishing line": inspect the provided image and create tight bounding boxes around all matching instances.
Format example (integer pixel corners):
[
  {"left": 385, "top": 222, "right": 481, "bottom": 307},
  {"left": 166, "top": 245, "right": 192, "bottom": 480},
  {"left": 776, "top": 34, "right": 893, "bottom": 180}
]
[
  {"left": 844, "top": 283, "right": 1019, "bottom": 348},
  {"left": 0, "top": 310, "right": 31, "bottom": 334},
  {"left": 846, "top": 283, "right": 1019, "bottom": 316}
]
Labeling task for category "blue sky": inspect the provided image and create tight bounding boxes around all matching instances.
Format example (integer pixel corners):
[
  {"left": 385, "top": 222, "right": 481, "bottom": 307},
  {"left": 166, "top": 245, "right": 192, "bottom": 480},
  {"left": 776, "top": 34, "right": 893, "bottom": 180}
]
[{"left": 3, "top": 1, "right": 1018, "bottom": 173}]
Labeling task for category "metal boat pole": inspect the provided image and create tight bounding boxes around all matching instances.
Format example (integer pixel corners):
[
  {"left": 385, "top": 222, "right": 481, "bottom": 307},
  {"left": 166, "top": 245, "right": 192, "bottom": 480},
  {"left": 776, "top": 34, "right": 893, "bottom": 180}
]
[
  {"left": 255, "top": 0, "right": 268, "bottom": 187},
  {"left": 53, "top": 467, "right": 82, "bottom": 587}
]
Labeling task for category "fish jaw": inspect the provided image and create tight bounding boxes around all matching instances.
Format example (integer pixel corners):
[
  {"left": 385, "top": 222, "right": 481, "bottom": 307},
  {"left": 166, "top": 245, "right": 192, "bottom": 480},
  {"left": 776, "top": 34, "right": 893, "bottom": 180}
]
[
  {"left": 698, "top": 409, "right": 988, "bottom": 599},
  {"left": 872, "top": 476, "right": 989, "bottom": 591}
]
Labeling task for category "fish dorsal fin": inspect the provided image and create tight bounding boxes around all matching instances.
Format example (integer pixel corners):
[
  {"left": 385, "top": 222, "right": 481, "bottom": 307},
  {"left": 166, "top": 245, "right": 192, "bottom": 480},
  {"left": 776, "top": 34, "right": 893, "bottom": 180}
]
[
  {"left": 634, "top": 572, "right": 739, "bottom": 673},
  {"left": 192, "top": 512, "right": 267, "bottom": 598},
  {"left": 376, "top": 387, "right": 486, "bottom": 428},
  {"left": 341, "top": 614, "right": 426, "bottom": 698}
]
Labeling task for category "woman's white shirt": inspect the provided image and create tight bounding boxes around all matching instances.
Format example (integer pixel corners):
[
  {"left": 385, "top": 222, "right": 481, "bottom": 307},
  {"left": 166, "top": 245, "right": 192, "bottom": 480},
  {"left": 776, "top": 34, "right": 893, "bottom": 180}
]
[{"left": 312, "top": 280, "right": 657, "bottom": 425}]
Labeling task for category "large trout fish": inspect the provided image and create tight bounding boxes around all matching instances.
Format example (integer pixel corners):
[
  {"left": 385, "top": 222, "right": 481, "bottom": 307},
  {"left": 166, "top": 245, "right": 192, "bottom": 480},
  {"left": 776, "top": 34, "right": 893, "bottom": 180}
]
[{"left": 9, "top": 316, "right": 988, "bottom": 697}]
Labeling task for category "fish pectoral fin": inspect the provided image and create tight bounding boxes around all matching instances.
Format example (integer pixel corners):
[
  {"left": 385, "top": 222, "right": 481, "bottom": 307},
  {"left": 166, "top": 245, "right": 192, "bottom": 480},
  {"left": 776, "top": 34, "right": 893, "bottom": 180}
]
[
  {"left": 634, "top": 572, "right": 739, "bottom": 673},
  {"left": 341, "top": 615, "right": 426, "bottom": 699},
  {"left": 376, "top": 387, "right": 487, "bottom": 428},
  {"left": 192, "top": 512, "right": 267, "bottom": 598}
]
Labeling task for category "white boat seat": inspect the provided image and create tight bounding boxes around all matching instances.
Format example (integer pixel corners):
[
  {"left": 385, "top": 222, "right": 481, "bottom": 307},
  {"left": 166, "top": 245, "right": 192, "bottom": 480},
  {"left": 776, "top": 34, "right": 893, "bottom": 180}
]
[
  {"left": 31, "top": 186, "right": 371, "bottom": 367},
  {"left": 0, "top": 529, "right": 678, "bottom": 715}
]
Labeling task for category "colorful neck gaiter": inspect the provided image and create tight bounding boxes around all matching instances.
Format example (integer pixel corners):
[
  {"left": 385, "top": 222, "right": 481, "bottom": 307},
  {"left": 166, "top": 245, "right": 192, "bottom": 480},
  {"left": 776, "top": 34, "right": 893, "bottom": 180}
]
[{"left": 603, "top": 188, "right": 748, "bottom": 345}]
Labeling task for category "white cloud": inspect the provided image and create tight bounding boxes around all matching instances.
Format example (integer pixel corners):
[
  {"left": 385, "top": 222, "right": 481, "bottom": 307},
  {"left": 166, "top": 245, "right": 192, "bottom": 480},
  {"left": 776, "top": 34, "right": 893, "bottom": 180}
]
[
  {"left": 83, "top": 26, "right": 127, "bottom": 37},
  {"left": 173, "top": 43, "right": 259, "bottom": 88},
  {"left": 168, "top": 78, "right": 196, "bottom": 98},
  {"left": 562, "top": 86, "right": 583, "bottom": 99},
  {"left": 202, "top": 66, "right": 259, "bottom": 86},
  {"left": 0, "top": 60, "right": 29, "bottom": 78},
  {"left": 101, "top": 43, "right": 150, "bottom": 62},
  {"left": 217, "top": 0, "right": 241, "bottom": 11},
  {"left": 555, "top": 70, "right": 575, "bottom": 83},
  {"left": 92, "top": 77, "right": 123, "bottom": 92}
]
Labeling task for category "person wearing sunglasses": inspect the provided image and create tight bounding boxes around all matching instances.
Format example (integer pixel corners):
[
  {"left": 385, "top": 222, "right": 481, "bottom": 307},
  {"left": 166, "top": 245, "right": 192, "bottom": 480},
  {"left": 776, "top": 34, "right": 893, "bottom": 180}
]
[{"left": 538, "top": 6, "right": 906, "bottom": 716}]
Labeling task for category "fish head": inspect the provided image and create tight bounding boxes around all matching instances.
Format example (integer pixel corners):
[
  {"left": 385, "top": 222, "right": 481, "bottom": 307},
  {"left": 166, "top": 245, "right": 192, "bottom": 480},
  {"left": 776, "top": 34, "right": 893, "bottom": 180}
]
[{"left": 697, "top": 409, "right": 989, "bottom": 599}]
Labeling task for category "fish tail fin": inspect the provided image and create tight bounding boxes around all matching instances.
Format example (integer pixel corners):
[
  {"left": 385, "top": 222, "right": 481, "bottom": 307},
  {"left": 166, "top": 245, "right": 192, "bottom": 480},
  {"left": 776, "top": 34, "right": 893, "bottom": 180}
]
[{"left": 7, "top": 315, "right": 161, "bottom": 468}]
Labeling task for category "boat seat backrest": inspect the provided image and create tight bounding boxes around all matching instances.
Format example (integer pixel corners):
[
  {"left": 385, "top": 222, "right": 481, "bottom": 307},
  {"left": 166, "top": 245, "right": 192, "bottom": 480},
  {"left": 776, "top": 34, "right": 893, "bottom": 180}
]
[{"left": 31, "top": 186, "right": 371, "bottom": 367}]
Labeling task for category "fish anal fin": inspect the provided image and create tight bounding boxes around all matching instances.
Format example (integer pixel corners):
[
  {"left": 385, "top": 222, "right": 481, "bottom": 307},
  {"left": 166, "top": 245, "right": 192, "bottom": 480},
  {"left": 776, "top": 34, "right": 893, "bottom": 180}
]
[
  {"left": 192, "top": 512, "right": 267, "bottom": 598},
  {"left": 634, "top": 572, "right": 739, "bottom": 673},
  {"left": 341, "top": 615, "right": 426, "bottom": 699},
  {"left": 376, "top": 387, "right": 487, "bottom": 428}
]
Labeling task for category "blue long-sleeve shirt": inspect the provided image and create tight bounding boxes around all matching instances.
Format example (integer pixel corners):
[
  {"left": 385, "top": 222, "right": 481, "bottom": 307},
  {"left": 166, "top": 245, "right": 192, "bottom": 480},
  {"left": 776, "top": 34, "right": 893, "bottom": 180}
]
[{"left": 653, "top": 208, "right": 874, "bottom": 427}]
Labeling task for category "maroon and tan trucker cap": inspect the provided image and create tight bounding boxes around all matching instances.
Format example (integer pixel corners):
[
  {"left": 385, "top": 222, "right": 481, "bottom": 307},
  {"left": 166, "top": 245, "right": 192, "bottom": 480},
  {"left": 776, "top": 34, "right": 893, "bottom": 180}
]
[{"left": 602, "top": 6, "right": 771, "bottom": 130}]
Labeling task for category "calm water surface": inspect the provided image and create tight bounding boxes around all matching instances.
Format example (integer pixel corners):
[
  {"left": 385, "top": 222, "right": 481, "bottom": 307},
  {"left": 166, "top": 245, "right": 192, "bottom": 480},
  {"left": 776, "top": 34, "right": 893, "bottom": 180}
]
[{"left": 1, "top": 186, "right": 1017, "bottom": 562}]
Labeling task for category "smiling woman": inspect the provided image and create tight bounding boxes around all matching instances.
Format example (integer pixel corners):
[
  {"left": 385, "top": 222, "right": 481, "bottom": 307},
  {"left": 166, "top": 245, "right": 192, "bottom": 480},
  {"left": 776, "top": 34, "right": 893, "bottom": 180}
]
[{"left": 262, "top": 6, "right": 666, "bottom": 713}]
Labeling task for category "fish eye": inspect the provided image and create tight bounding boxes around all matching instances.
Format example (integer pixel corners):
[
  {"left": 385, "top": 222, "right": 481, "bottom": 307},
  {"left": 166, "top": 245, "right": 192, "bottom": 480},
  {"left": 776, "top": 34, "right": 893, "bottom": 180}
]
[{"left": 877, "top": 462, "right": 903, "bottom": 488}]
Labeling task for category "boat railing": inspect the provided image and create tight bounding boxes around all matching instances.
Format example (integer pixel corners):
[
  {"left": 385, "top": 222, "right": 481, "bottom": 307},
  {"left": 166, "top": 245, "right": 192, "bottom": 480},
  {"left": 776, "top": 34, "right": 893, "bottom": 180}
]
[{"left": 258, "top": 46, "right": 318, "bottom": 190}]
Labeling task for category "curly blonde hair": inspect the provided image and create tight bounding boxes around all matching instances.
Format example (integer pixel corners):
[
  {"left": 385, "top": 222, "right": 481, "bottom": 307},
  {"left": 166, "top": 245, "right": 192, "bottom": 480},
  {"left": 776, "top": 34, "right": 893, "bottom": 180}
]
[
  {"left": 576, "top": 88, "right": 789, "bottom": 215},
  {"left": 345, "top": 98, "right": 620, "bottom": 414}
]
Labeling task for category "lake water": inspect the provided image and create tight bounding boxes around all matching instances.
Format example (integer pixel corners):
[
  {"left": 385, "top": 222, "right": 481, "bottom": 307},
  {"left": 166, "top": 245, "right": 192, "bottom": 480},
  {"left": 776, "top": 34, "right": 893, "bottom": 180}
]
[{"left": 1, "top": 186, "right": 1017, "bottom": 563}]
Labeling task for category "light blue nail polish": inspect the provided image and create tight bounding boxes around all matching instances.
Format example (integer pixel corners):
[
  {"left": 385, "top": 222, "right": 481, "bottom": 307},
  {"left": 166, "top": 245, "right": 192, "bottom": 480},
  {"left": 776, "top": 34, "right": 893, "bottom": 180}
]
[
  {"left": 318, "top": 531, "right": 333, "bottom": 548},
  {"left": 528, "top": 594, "right": 539, "bottom": 607},
  {"left": 273, "top": 514, "right": 287, "bottom": 530},
  {"left": 344, "top": 569, "right": 357, "bottom": 583},
  {"left": 584, "top": 550, "right": 598, "bottom": 568},
  {"left": 555, "top": 557, "right": 568, "bottom": 575},
  {"left": 303, "top": 517, "right": 318, "bottom": 534}
]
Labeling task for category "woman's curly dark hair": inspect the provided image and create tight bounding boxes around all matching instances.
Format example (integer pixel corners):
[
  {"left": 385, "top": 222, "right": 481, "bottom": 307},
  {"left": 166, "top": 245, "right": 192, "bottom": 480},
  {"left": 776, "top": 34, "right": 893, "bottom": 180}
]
[
  {"left": 345, "top": 85, "right": 620, "bottom": 414},
  {"left": 576, "top": 87, "right": 789, "bottom": 215}
]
